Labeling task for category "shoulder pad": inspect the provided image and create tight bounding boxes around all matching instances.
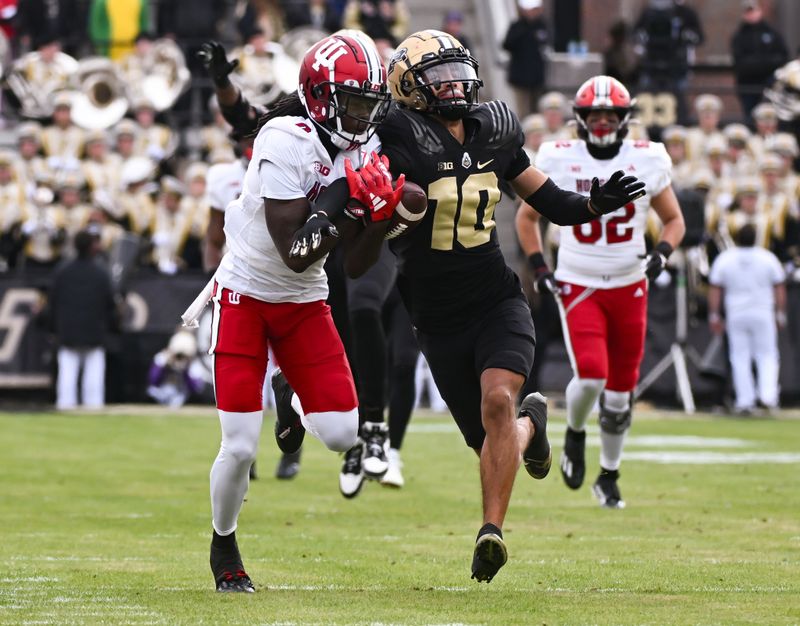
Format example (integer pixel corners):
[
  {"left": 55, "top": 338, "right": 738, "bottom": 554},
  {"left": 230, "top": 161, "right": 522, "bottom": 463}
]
[
  {"left": 260, "top": 115, "right": 319, "bottom": 143},
  {"left": 467, "top": 101, "right": 523, "bottom": 148},
  {"left": 380, "top": 106, "right": 445, "bottom": 156}
]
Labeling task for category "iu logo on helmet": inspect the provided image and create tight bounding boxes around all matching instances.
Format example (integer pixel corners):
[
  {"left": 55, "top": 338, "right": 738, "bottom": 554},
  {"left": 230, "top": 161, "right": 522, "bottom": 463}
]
[{"left": 312, "top": 38, "right": 348, "bottom": 71}]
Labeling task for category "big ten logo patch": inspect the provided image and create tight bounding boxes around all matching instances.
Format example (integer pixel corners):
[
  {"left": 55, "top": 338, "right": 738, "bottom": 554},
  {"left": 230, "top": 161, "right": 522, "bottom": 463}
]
[{"left": 314, "top": 162, "right": 331, "bottom": 176}]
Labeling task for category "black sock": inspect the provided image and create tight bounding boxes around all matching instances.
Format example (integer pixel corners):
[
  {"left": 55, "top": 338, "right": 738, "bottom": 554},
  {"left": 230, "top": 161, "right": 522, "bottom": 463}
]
[
  {"left": 212, "top": 530, "right": 237, "bottom": 550},
  {"left": 477, "top": 523, "right": 503, "bottom": 541},
  {"left": 599, "top": 467, "right": 619, "bottom": 479},
  {"left": 350, "top": 309, "right": 387, "bottom": 415}
]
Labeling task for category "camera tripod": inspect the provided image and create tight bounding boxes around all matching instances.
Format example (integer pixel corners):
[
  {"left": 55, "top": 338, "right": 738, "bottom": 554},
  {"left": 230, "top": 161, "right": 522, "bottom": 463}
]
[{"left": 634, "top": 250, "right": 703, "bottom": 414}]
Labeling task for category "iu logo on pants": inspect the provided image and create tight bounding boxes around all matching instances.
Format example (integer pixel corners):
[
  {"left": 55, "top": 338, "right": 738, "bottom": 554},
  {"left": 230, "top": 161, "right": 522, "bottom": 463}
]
[{"left": 228, "top": 291, "right": 241, "bottom": 305}]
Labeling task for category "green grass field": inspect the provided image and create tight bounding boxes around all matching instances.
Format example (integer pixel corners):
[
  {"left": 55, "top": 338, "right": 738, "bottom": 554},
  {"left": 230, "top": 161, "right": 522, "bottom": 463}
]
[{"left": 1, "top": 406, "right": 799, "bottom": 625}]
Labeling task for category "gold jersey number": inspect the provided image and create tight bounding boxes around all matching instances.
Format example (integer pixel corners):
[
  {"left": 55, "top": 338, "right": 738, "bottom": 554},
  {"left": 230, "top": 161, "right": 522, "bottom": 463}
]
[{"left": 429, "top": 172, "right": 501, "bottom": 250}]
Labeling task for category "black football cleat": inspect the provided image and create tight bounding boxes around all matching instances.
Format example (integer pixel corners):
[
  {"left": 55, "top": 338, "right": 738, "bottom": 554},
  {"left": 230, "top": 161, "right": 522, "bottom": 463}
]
[
  {"left": 275, "top": 450, "right": 301, "bottom": 480},
  {"left": 360, "top": 421, "right": 389, "bottom": 479},
  {"left": 339, "top": 441, "right": 365, "bottom": 499},
  {"left": 272, "top": 369, "right": 305, "bottom": 454},
  {"left": 519, "top": 392, "right": 551, "bottom": 479},
  {"left": 210, "top": 535, "right": 255, "bottom": 593},
  {"left": 560, "top": 427, "right": 586, "bottom": 490},
  {"left": 592, "top": 468, "right": 626, "bottom": 509},
  {"left": 471, "top": 533, "right": 508, "bottom": 583}
]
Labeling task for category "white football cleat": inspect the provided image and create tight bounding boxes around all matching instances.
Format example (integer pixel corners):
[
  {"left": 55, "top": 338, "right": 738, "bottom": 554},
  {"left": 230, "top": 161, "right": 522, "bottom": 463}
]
[
  {"left": 360, "top": 421, "right": 389, "bottom": 479},
  {"left": 380, "top": 447, "right": 404, "bottom": 488}
]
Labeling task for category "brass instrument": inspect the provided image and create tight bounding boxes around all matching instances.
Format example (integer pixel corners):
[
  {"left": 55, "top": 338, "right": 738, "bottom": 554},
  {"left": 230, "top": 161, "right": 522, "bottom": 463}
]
[{"left": 70, "top": 57, "right": 129, "bottom": 130}]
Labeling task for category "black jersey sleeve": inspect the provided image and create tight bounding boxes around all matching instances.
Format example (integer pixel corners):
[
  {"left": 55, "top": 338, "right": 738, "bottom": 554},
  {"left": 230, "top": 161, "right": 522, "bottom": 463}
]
[
  {"left": 506, "top": 146, "right": 531, "bottom": 180},
  {"left": 377, "top": 106, "right": 426, "bottom": 180}
]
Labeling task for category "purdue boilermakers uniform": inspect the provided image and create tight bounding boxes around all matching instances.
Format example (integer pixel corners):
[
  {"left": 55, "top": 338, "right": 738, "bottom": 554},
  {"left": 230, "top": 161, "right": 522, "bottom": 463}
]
[{"left": 378, "top": 100, "right": 535, "bottom": 448}]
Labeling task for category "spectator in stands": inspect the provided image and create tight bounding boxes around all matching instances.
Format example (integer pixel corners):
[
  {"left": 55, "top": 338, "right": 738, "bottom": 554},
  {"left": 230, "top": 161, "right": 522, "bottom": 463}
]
[
  {"left": 538, "top": 92, "right": 570, "bottom": 141},
  {"left": 749, "top": 102, "right": 779, "bottom": 160},
  {"left": 502, "top": 0, "right": 549, "bottom": 118},
  {"left": 603, "top": 20, "right": 639, "bottom": 87},
  {"left": 521, "top": 113, "right": 546, "bottom": 162},
  {"left": 281, "top": 0, "right": 342, "bottom": 32},
  {"left": 41, "top": 91, "right": 84, "bottom": 163},
  {"left": 708, "top": 223, "right": 786, "bottom": 414},
  {"left": 88, "top": 0, "right": 150, "bottom": 60},
  {"left": 0, "top": 150, "right": 28, "bottom": 271},
  {"left": 731, "top": 0, "right": 788, "bottom": 121},
  {"left": 15, "top": 0, "right": 87, "bottom": 56},
  {"left": 441, "top": 9, "right": 471, "bottom": 53},
  {"left": 686, "top": 94, "right": 725, "bottom": 163},
  {"left": 49, "top": 229, "right": 118, "bottom": 409},
  {"left": 343, "top": 0, "right": 409, "bottom": 57},
  {"left": 634, "top": 0, "right": 703, "bottom": 124},
  {"left": 147, "top": 329, "right": 205, "bottom": 407}
]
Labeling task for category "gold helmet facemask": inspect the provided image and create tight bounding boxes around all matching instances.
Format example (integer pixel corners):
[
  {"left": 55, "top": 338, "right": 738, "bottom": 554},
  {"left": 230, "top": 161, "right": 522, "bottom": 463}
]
[{"left": 388, "top": 30, "right": 482, "bottom": 120}]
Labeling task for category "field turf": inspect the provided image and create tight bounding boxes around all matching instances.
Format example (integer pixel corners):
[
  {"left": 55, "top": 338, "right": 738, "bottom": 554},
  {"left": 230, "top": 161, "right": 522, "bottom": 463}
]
[{"left": 1, "top": 406, "right": 799, "bottom": 625}]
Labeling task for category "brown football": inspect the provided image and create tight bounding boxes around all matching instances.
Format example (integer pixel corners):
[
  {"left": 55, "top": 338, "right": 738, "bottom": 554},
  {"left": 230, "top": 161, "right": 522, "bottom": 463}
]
[{"left": 385, "top": 180, "right": 427, "bottom": 240}]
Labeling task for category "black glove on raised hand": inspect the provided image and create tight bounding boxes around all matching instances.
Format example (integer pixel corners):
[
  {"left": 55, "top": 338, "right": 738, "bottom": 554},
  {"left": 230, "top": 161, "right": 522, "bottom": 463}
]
[
  {"left": 640, "top": 241, "right": 673, "bottom": 281},
  {"left": 589, "top": 170, "right": 647, "bottom": 215},
  {"left": 289, "top": 211, "right": 339, "bottom": 258},
  {"left": 527, "top": 252, "right": 560, "bottom": 295},
  {"left": 197, "top": 41, "right": 239, "bottom": 87}
]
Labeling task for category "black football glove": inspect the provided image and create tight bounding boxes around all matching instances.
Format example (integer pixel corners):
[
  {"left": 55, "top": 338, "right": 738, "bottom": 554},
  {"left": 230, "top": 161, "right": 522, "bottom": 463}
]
[
  {"left": 289, "top": 211, "right": 339, "bottom": 258},
  {"left": 197, "top": 41, "right": 239, "bottom": 87},
  {"left": 640, "top": 241, "right": 673, "bottom": 282},
  {"left": 528, "top": 252, "right": 560, "bottom": 295},
  {"left": 589, "top": 170, "right": 647, "bottom": 215}
]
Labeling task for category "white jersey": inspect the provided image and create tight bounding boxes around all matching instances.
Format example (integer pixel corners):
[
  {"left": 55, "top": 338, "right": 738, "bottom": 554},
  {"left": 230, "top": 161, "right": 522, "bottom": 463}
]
[
  {"left": 709, "top": 247, "right": 784, "bottom": 320},
  {"left": 536, "top": 138, "right": 671, "bottom": 289},
  {"left": 215, "top": 116, "right": 379, "bottom": 303},
  {"left": 206, "top": 159, "right": 246, "bottom": 213}
]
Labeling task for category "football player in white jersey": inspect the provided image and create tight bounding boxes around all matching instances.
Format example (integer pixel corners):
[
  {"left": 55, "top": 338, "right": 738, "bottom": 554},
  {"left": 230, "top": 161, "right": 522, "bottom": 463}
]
[
  {"left": 516, "top": 76, "right": 685, "bottom": 509},
  {"left": 192, "top": 33, "right": 406, "bottom": 593}
]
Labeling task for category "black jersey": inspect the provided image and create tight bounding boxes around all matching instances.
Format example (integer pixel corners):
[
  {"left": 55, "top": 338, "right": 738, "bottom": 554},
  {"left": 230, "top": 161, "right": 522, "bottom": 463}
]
[{"left": 377, "top": 101, "right": 531, "bottom": 333}]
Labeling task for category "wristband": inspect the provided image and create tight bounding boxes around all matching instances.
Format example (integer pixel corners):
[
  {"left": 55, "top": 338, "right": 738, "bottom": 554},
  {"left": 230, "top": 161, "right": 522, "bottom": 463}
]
[
  {"left": 655, "top": 240, "right": 674, "bottom": 259},
  {"left": 527, "top": 252, "right": 548, "bottom": 271}
]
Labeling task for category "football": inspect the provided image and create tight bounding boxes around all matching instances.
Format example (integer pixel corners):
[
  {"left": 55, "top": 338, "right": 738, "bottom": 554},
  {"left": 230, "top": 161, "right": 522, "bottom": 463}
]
[{"left": 385, "top": 180, "right": 427, "bottom": 240}]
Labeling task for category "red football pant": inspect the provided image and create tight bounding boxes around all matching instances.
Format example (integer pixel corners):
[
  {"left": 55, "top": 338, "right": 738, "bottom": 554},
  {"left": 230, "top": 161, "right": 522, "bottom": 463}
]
[
  {"left": 209, "top": 285, "right": 357, "bottom": 414},
  {"left": 558, "top": 280, "right": 648, "bottom": 392}
]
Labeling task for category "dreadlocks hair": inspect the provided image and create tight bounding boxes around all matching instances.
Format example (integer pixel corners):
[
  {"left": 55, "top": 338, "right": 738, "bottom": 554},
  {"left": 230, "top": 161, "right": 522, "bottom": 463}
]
[{"left": 255, "top": 93, "right": 305, "bottom": 134}]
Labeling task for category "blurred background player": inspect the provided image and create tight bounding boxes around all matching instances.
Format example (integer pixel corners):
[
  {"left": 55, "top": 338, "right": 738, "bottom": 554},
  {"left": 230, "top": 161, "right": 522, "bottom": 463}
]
[
  {"left": 147, "top": 329, "right": 205, "bottom": 407},
  {"left": 517, "top": 75, "right": 685, "bottom": 509}
]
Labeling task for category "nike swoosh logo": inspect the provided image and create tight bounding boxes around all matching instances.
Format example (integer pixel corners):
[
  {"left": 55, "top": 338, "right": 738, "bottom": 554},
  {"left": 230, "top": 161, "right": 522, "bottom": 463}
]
[{"left": 477, "top": 159, "right": 494, "bottom": 169}]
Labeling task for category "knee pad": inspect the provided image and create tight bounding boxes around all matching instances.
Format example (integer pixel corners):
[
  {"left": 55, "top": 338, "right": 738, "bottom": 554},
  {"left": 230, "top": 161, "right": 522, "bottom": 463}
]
[
  {"left": 218, "top": 410, "right": 262, "bottom": 465},
  {"left": 598, "top": 392, "right": 632, "bottom": 435},
  {"left": 303, "top": 408, "right": 359, "bottom": 452}
]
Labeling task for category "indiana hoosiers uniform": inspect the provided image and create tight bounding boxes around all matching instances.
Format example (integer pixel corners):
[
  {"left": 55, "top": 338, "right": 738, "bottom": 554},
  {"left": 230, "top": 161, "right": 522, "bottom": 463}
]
[
  {"left": 379, "top": 100, "right": 536, "bottom": 449},
  {"left": 535, "top": 137, "right": 671, "bottom": 392},
  {"left": 207, "top": 159, "right": 246, "bottom": 215},
  {"left": 212, "top": 115, "right": 376, "bottom": 433},
  {"left": 527, "top": 75, "right": 684, "bottom": 509}
]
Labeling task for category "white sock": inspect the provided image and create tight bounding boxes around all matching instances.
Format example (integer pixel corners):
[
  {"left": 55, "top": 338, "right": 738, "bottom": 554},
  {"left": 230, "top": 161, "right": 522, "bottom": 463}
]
[
  {"left": 598, "top": 390, "right": 630, "bottom": 471},
  {"left": 210, "top": 410, "right": 262, "bottom": 535},
  {"left": 565, "top": 377, "right": 605, "bottom": 431}
]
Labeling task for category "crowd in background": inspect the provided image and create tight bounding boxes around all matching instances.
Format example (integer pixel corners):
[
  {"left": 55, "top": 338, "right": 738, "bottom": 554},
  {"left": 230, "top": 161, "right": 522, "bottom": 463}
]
[{"left": 0, "top": 0, "right": 799, "bottom": 408}]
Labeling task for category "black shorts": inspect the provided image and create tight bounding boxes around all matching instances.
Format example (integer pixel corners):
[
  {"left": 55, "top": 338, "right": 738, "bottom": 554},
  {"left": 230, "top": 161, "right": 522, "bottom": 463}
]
[{"left": 415, "top": 295, "right": 536, "bottom": 449}]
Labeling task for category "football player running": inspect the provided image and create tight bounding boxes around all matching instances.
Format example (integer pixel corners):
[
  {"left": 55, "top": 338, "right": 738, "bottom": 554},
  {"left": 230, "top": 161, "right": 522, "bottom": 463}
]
[
  {"left": 517, "top": 76, "right": 685, "bottom": 509},
  {"left": 185, "top": 34, "right": 405, "bottom": 593},
  {"left": 379, "top": 32, "right": 646, "bottom": 582}
]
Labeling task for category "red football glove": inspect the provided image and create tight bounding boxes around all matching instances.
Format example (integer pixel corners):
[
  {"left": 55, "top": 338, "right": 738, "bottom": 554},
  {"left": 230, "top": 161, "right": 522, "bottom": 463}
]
[{"left": 344, "top": 152, "right": 405, "bottom": 222}]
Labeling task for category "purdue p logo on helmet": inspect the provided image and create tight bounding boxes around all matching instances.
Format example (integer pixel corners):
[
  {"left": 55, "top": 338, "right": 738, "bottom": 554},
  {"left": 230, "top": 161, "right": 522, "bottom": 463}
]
[{"left": 387, "top": 30, "right": 482, "bottom": 121}]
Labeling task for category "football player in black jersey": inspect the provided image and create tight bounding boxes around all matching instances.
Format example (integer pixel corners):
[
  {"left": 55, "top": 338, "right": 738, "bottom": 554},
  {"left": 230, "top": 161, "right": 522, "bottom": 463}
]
[
  {"left": 378, "top": 30, "right": 646, "bottom": 583},
  {"left": 200, "top": 31, "right": 646, "bottom": 584}
]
